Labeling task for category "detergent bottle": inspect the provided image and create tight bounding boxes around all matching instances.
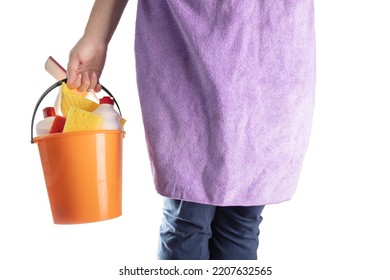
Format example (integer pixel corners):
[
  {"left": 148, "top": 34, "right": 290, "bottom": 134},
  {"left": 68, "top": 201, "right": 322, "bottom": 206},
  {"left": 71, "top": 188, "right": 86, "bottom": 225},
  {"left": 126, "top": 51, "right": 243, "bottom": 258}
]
[{"left": 92, "top": 97, "right": 122, "bottom": 130}]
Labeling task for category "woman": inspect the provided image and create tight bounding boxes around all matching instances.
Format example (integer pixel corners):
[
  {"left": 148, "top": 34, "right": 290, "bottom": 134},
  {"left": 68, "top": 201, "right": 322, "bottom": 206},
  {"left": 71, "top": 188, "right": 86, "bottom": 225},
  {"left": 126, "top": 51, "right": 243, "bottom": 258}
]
[{"left": 66, "top": 0, "right": 316, "bottom": 260}]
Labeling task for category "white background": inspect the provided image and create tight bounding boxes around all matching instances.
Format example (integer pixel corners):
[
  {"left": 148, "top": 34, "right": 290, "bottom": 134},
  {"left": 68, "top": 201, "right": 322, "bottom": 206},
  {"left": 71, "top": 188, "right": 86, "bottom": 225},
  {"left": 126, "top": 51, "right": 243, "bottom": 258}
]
[{"left": 1, "top": 1, "right": 389, "bottom": 279}]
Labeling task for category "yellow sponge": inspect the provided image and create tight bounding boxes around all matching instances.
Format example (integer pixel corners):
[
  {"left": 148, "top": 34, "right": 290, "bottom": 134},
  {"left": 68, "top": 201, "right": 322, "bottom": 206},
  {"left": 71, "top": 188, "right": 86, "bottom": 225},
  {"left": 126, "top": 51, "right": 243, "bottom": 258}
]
[
  {"left": 60, "top": 82, "right": 99, "bottom": 117},
  {"left": 61, "top": 82, "right": 88, "bottom": 97},
  {"left": 63, "top": 106, "right": 103, "bottom": 133},
  {"left": 120, "top": 118, "right": 126, "bottom": 128}
]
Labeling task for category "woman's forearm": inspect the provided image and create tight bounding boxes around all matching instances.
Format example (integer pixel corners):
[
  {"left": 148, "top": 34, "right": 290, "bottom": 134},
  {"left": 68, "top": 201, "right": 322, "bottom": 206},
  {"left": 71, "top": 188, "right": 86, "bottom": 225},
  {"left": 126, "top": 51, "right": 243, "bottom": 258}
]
[{"left": 83, "top": 0, "right": 128, "bottom": 44}]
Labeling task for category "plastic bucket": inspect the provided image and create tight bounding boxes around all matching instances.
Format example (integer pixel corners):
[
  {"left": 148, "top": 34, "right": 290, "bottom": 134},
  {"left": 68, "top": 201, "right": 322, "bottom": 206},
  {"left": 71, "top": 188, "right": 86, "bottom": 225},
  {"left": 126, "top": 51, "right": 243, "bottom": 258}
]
[{"left": 31, "top": 79, "right": 124, "bottom": 224}]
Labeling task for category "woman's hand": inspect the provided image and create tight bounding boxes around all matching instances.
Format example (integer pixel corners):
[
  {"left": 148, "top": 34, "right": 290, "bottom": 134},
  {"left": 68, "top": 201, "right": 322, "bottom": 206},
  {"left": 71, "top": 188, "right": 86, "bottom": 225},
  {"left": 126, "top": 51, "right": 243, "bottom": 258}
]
[
  {"left": 66, "top": 0, "right": 128, "bottom": 92},
  {"left": 66, "top": 36, "right": 107, "bottom": 92}
]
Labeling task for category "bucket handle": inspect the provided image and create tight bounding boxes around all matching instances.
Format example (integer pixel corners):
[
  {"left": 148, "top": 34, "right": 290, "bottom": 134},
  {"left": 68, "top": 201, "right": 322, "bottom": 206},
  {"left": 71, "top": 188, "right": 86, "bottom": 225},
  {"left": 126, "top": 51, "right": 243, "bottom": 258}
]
[{"left": 30, "top": 78, "right": 122, "bottom": 144}]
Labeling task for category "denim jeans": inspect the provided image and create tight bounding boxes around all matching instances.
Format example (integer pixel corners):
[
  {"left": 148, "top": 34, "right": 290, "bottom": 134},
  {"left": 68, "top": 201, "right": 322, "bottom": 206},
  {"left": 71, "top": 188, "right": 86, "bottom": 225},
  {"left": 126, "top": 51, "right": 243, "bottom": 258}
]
[{"left": 158, "top": 198, "right": 265, "bottom": 260}]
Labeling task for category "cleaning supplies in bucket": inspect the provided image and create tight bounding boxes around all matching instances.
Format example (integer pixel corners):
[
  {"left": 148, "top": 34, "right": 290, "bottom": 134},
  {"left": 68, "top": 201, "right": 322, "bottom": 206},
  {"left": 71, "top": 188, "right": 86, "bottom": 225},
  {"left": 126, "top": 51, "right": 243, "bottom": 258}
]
[
  {"left": 31, "top": 78, "right": 125, "bottom": 224},
  {"left": 35, "top": 82, "right": 125, "bottom": 135}
]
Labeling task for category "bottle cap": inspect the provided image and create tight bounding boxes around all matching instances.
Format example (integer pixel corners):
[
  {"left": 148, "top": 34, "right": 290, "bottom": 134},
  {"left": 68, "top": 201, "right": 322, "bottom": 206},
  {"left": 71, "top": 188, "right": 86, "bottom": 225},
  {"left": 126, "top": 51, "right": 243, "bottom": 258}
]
[
  {"left": 43, "top": 107, "right": 56, "bottom": 118},
  {"left": 100, "top": 96, "right": 114, "bottom": 105}
]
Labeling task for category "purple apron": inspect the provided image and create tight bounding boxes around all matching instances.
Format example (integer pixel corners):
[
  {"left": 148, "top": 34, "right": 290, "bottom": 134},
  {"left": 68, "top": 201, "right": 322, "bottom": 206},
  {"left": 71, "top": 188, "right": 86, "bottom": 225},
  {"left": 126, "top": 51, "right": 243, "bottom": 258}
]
[{"left": 134, "top": 0, "right": 316, "bottom": 206}]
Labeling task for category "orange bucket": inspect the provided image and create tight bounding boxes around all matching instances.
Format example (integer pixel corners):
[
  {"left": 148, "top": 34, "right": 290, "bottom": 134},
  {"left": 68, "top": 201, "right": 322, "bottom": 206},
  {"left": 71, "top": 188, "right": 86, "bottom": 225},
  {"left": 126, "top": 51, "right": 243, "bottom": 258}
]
[{"left": 31, "top": 79, "right": 124, "bottom": 224}]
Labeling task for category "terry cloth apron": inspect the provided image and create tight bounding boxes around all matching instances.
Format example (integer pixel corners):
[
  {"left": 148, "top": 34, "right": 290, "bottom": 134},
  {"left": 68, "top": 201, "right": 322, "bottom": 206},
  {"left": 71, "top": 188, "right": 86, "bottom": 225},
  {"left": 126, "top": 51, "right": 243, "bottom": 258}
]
[{"left": 134, "top": 0, "right": 316, "bottom": 206}]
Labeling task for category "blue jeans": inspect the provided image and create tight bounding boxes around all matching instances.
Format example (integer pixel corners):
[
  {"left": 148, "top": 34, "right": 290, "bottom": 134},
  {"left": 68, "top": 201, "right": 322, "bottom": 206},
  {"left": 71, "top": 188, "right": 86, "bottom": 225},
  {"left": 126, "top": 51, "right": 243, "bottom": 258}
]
[{"left": 158, "top": 198, "right": 265, "bottom": 260}]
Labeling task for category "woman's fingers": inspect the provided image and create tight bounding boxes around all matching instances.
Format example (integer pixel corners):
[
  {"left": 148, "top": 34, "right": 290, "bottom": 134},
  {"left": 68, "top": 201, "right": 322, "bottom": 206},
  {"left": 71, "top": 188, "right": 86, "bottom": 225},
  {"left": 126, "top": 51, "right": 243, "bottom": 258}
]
[
  {"left": 67, "top": 71, "right": 101, "bottom": 93},
  {"left": 73, "top": 73, "right": 82, "bottom": 90},
  {"left": 94, "top": 83, "right": 102, "bottom": 92},
  {"left": 88, "top": 72, "right": 99, "bottom": 92},
  {"left": 77, "top": 72, "right": 90, "bottom": 92}
]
